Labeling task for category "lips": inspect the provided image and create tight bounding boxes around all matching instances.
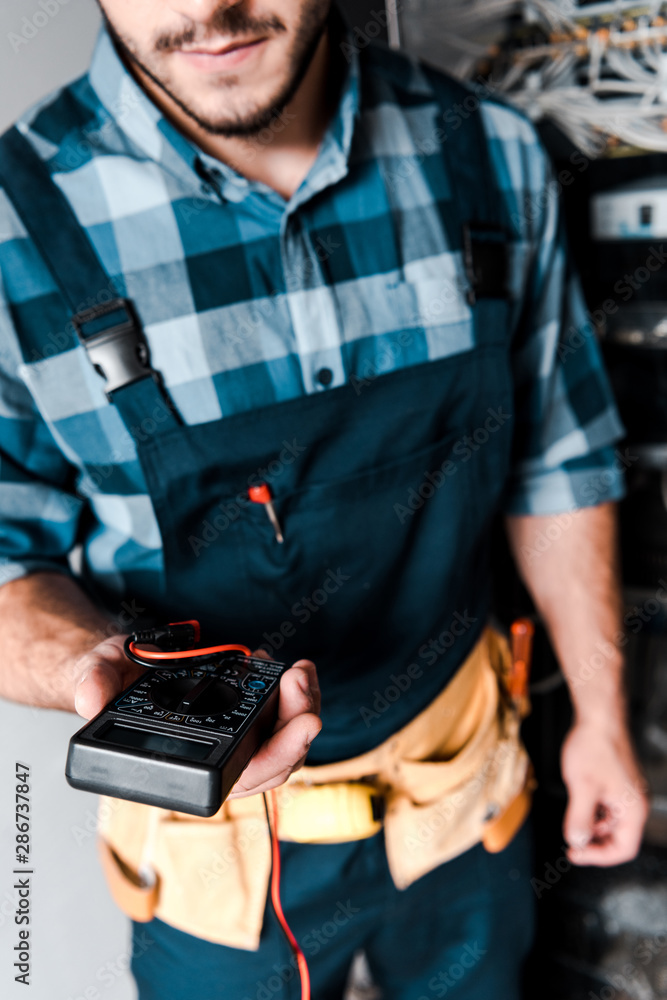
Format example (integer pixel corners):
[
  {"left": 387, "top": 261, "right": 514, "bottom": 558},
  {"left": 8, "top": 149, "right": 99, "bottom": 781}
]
[
  {"left": 180, "top": 37, "right": 263, "bottom": 56},
  {"left": 175, "top": 37, "right": 267, "bottom": 71}
]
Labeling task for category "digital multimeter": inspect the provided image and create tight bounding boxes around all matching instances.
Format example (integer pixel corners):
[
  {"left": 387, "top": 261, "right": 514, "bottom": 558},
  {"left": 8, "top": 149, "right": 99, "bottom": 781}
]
[{"left": 65, "top": 638, "right": 287, "bottom": 816}]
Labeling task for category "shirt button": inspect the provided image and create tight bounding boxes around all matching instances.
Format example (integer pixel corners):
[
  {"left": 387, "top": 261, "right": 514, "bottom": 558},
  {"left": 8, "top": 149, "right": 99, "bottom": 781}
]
[{"left": 316, "top": 367, "right": 333, "bottom": 387}]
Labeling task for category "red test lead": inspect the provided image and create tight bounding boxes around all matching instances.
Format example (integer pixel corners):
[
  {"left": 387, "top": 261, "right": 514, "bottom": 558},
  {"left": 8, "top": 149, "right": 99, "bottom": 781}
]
[{"left": 248, "top": 483, "right": 284, "bottom": 544}]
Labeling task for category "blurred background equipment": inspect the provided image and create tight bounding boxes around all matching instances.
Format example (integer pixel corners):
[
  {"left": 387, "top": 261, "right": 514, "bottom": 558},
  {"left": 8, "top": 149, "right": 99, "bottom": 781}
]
[
  {"left": 399, "top": 0, "right": 667, "bottom": 156},
  {"left": 384, "top": 2, "right": 667, "bottom": 998}
]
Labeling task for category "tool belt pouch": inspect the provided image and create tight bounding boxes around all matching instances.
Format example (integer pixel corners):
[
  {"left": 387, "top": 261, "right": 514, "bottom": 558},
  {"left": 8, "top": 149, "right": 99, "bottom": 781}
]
[
  {"left": 97, "top": 627, "right": 534, "bottom": 948},
  {"left": 380, "top": 629, "right": 535, "bottom": 889},
  {"left": 97, "top": 795, "right": 271, "bottom": 950}
]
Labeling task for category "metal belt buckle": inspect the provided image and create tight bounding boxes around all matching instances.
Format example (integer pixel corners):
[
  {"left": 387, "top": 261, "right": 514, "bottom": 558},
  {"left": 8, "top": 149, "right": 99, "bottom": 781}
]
[{"left": 72, "top": 298, "right": 155, "bottom": 398}]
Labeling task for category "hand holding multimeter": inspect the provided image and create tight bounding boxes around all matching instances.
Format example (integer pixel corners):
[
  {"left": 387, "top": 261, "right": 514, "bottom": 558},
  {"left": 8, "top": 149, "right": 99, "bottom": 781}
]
[{"left": 66, "top": 620, "right": 321, "bottom": 816}]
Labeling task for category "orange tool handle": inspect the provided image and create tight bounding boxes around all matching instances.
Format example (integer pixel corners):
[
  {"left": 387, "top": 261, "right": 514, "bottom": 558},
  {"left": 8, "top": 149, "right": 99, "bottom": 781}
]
[{"left": 509, "top": 617, "right": 535, "bottom": 703}]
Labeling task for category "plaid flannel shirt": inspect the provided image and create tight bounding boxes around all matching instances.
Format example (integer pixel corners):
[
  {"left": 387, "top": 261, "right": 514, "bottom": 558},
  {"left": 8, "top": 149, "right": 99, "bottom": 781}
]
[{"left": 0, "top": 21, "right": 624, "bottom": 598}]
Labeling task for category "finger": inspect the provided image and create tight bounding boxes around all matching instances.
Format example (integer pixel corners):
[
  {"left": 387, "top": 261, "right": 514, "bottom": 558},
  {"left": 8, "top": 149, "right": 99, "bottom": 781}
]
[
  {"left": 227, "top": 711, "right": 322, "bottom": 799},
  {"left": 274, "top": 662, "right": 319, "bottom": 731},
  {"left": 292, "top": 659, "right": 321, "bottom": 715},
  {"left": 252, "top": 652, "right": 320, "bottom": 718},
  {"left": 251, "top": 648, "right": 272, "bottom": 661},
  {"left": 229, "top": 760, "right": 316, "bottom": 799},
  {"left": 563, "top": 784, "right": 598, "bottom": 853},
  {"left": 589, "top": 804, "right": 615, "bottom": 840},
  {"left": 591, "top": 819, "right": 614, "bottom": 839},
  {"left": 568, "top": 839, "right": 634, "bottom": 867},
  {"left": 74, "top": 659, "right": 126, "bottom": 720},
  {"left": 602, "top": 809, "right": 645, "bottom": 860},
  {"left": 567, "top": 813, "right": 644, "bottom": 867},
  {"left": 73, "top": 638, "right": 142, "bottom": 719}
]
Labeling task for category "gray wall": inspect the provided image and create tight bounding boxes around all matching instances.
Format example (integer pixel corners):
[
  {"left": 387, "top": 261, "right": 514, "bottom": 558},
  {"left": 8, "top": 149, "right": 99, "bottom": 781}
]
[
  {"left": 1, "top": 0, "right": 101, "bottom": 130},
  {"left": 0, "top": 4, "right": 135, "bottom": 999}
]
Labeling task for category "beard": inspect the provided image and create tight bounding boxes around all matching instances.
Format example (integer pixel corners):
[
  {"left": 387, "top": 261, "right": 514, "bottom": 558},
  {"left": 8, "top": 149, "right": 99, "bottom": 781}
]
[{"left": 99, "top": 2, "right": 331, "bottom": 137}]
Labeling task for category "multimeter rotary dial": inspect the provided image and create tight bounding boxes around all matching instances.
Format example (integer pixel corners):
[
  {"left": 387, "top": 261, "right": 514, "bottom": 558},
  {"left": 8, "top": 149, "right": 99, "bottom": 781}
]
[{"left": 150, "top": 668, "right": 240, "bottom": 717}]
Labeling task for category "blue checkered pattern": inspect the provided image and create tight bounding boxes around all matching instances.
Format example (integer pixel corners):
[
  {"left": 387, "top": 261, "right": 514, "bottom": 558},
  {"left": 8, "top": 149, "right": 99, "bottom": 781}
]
[{"left": 0, "top": 23, "right": 624, "bottom": 596}]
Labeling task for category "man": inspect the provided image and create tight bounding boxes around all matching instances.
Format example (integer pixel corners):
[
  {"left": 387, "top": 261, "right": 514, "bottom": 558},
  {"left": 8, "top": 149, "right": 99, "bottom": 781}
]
[{"left": 0, "top": 1, "right": 648, "bottom": 997}]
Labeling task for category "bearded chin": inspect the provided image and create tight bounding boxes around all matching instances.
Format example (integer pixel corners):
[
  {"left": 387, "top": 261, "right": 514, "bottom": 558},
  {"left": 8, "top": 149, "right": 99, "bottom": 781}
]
[{"left": 100, "top": 5, "right": 330, "bottom": 139}]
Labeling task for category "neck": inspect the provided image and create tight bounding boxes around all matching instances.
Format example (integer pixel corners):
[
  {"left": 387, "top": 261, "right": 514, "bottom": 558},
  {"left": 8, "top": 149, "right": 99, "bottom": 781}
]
[{"left": 127, "top": 32, "right": 334, "bottom": 201}]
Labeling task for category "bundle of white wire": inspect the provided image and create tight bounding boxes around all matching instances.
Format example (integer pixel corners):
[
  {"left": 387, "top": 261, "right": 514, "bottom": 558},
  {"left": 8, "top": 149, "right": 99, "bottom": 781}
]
[{"left": 398, "top": 0, "right": 667, "bottom": 154}]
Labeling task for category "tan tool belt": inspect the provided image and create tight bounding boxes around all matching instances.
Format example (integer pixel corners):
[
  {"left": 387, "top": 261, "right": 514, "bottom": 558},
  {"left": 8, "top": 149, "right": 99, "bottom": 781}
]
[{"left": 97, "top": 626, "right": 535, "bottom": 950}]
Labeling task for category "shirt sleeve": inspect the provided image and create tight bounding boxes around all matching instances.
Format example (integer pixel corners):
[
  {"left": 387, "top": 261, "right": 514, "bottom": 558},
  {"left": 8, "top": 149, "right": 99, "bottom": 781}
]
[
  {"left": 0, "top": 207, "right": 84, "bottom": 588},
  {"left": 502, "top": 142, "right": 626, "bottom": 516}
]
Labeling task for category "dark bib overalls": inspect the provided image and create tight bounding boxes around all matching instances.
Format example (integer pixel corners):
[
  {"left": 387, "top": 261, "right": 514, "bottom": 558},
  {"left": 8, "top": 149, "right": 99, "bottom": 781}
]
[{"left": 0, "top": 60, "right": 535, "bottom": 999}]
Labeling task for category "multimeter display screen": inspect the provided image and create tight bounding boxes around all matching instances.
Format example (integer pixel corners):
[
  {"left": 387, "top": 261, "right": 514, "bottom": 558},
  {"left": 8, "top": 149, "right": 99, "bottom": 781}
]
[{"left": 100, "top": 724, "right": 215, "bottom": 761}]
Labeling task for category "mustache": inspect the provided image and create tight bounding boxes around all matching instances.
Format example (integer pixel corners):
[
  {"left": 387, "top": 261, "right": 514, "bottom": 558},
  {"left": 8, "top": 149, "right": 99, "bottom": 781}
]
[{"left": 154, "top": 7, "right": 286, "bottom": 52}]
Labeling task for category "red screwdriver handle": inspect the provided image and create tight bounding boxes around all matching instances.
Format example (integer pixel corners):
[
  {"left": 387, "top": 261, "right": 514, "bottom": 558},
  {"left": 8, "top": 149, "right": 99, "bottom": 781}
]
[{"left": 249, "top": 483, "right": 273, "bottom": 504}]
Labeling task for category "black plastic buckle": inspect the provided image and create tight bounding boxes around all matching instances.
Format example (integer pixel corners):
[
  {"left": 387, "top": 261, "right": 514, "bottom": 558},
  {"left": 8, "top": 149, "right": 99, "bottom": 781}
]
[
  {"left": 462, "top": 223, "right": 511, "bottom": 306},
  {"left": 72, "top": 298, "right": 155, "bottom": 397}
]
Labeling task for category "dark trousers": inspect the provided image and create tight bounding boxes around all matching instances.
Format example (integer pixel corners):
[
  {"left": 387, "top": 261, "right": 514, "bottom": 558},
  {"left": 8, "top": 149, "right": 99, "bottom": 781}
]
[{"left": 131, "top": 820, "right": 535, "bottom": 1000}]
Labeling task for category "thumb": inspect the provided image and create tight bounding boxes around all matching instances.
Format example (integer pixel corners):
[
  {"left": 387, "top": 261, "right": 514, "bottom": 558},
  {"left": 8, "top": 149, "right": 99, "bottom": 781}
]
[
  {"left": 72, "top": 636, "right": 135, "bottom": 719},
  {"left": 563, "top": 783, "right": 596, "bottom": 855},
  {"left": 74, "top": 660, "right": 123, "bottom": 720}
]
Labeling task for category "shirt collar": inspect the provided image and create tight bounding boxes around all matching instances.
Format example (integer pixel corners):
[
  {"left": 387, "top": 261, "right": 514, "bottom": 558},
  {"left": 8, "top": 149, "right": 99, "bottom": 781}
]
[{"left": 87, "top": 16, "right": 361, "bottom": 208}]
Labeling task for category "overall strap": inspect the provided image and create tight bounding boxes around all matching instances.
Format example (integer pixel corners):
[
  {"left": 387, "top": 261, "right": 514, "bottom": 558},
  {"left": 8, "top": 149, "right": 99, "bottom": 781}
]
[
  {"left": 420, "top": 67, "right": 514, "bottom": 304},
  {"left": 420, "top": 68, "right": 508, "bottom": 229},
  {"left": 0, "top": 126, "right": 180, "bottom": 433}
]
